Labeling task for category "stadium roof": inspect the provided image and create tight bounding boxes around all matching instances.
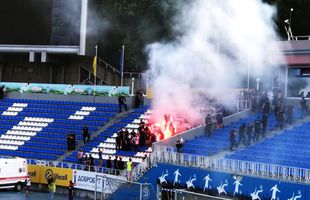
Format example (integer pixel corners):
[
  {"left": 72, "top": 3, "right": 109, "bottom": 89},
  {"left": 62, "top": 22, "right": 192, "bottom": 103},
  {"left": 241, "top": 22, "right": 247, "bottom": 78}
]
[{"left": 0, "top": 44, "right": 80, "bottom": 54}]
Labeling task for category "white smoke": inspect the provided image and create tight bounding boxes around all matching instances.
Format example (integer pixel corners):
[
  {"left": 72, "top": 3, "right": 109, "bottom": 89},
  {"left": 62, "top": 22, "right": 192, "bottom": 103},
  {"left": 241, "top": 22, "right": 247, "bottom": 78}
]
[{"left": 146, "top": 0, "right": 283, "bottom": 123}]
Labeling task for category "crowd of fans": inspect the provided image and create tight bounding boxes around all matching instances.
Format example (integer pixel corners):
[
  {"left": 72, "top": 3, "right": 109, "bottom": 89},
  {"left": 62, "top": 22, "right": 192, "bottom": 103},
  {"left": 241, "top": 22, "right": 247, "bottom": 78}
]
[
  {"left": 203, "top": 88, "right": 309, "bottom": 152},
  {"left": 228, "top": 88, "right": 308, "bottom": 151},
  {"left": 116, "top": 120, "right": 157, "bottom": 152}
]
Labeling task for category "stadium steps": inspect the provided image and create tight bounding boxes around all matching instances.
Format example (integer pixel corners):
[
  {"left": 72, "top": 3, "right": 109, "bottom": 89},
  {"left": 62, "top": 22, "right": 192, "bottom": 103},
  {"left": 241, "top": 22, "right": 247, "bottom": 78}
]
[{"left": 57, "top": 109, "right": 135, "bottom": 162}]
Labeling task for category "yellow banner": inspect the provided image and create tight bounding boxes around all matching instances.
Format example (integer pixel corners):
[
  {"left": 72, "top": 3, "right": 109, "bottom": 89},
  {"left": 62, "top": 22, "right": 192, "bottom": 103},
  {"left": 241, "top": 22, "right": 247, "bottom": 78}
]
[
  {"left": 28, "top": 164, "right": 41, "bottom": 183},
  {"left": 40, "top": 166, "right": 72, "bottom": 187},
  {"left": 146, "top": 87, "right": 153, "bottom": 99}
]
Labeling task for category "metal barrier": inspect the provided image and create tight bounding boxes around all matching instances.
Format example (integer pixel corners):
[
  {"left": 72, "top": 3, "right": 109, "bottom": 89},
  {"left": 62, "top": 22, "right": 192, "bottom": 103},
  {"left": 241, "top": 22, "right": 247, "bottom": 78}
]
[
  {"left": 94, "top": 173, "right": 156, "bottom": 200},
  {"left": 27, "top": 159, "right": 128, "bottom": 178},
  {"left": 151, "top": 145, "right": 310, "bottom": 184}
]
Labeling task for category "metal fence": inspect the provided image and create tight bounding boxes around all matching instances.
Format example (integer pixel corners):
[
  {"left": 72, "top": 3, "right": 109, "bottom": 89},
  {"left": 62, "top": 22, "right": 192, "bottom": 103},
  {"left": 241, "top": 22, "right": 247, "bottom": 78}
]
[
  {"left": 27, "top": 158, "right": 151, "bottom": 183},
  {"left": 151, "top": 145, "right": 310, "bottom": 184},
  {"left": 27, "top": 159, "right": 129, "bottom": 178},
  {"left": 94, "top": 173, "right": 156, "bottom": 200}
]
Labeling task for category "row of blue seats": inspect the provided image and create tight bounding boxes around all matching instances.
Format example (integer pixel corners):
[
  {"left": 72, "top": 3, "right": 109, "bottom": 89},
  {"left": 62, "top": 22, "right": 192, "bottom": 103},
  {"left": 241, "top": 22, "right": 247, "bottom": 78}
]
[
  {"left": 227, "top": 154, "right": 310, "bottom": 169},
  {"left": 18, "top": 146, "right": 64, "bottom": 155},
  {"left": 0, "top": 102, "right": 116, "bottom": 110},
  {"left": 0, "top": 121, "right": 99, "bottom": 131},
  {"left": 33, "top": 134, "right": 82, "bottom": 141},
  {"left": 4, "top": 112, "right": 100, "bottom": 120},
  {"left": 0, "top": 118, "right": 104, "bottom": 127},
  {"left": 22, "top": 107, "right": 117, "bottom": 114},
  {"left": 3, "top": 98, "right": 119, "bottom": 108},
  {"left": 0, "top": 115, "right": 110, "bottom": 123},
  {"left": 13, "top": 110, "right": 115, "bottom": 118},
  {"left": 0, "top": 149, "right": 57, "bottom": 160},
  {"left": 0, "top": 126, "right": 97, "bottom": 134},
  {"left": 25, "top": 141, "right": 66, "bottom": 149}
]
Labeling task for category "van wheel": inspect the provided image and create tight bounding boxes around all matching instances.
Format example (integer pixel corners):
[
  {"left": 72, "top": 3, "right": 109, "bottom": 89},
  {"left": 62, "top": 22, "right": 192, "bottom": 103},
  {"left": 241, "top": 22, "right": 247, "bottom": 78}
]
[{"left": 15, "top": 182, "right": 23, "bottom": 192}]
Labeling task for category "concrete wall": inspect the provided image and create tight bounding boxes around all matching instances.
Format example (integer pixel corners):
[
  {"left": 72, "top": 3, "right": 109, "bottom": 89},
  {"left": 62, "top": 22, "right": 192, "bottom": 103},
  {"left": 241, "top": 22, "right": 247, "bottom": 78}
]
[{"left": 154, "top": 109, "right": 251, "bottom": 147}]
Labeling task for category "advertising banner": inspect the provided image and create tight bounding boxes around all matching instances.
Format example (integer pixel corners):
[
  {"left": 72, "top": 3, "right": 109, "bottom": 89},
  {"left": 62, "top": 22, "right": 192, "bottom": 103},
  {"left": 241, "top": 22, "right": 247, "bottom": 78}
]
[
  {"left": 0, "top": 82, "right": 130, "bottom": 96},
  {"left": 73, "top": 170, "right": 126, "bottom": 193},
  {"left": 28, "top": 164, "right": 41, "bottom": 183},
  {"left": 40, "top": 166, "right": 73, "bottom": 187}
]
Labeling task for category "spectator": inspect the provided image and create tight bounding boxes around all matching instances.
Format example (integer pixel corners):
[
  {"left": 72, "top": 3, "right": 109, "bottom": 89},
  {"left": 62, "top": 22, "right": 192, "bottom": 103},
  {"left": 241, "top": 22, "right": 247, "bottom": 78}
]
[
  {"left": 236, "top": 123, "right": 246, "bottom": 147},
  {"left": 229, "top": 127, "right": 236, "bottom": 151},
  {"left": 139, "top": 129, "right": 146, "bottom": 147},
  {"left": 246, "top": 122, "right": 253, "bottom": 145},
  {"left": 142, "top": 154, "right": 148, "bottom": 161},
  {"left": 89, "top": 154, "right": 94, "bottom": 172},
  {"left": 254, "top": 117, "right": 261, "bottom": 141},
  {"left": 276, "top": 106, "right": 285, "bottom": 129},
  {"left": 286, "top": 105, "right": 294, "bottom": 124},
  {"left": 113, "top": 156, "right": 119, "bottom": 175},
  {"left": 139, "top": 119, "right": 145, "bottom": 126},
  {"left": 262, "top": 99, "right": 270, "bottom": 115},
  {"left": 98, "top": 148, "right": 103, "bottom": 167},
  {"left": 106, "top": 156, "right": 112, "bottom": 174},
  {"left": 83, "top": 154, "right": 90, "bottom": 171},
  {"left": 300, "top": 96, "right": 307, "bottom": 119},
  {"left": 261, "top": 113, "right": 268, "bottom": 137},
  {"left": 0, "top": 85, "right": 4, "bottom": 100},
  {"left": 67, "top": 180, "right": 74, "bottom": 200},
  {"left": 77, "top": 149, "right": 84, "bottom": 164},
  {"left": 126, "top": 158, "right": 133, "bottom": 181},
  {"left": 216, "top": 112, "right": 223, "bottom": 128},
  {"left": 116, "top": 130, "right": 122, "bottom": 150},
  {"left": 134, "top": 90, "right": 144, "bottom": 108},
  {"left": 82, "top": 125, "right": 90, "bottom": 144},
  {"left": 118, "top": 157, "right": 125, "bottom": 172},
  {"left": 131, "top": 133, "right": 140, "bottom": 152},
  {"left": 24, "top": 178, "right": 30, "bottom": 200},
  {"left": 66, "top": 133, "right": 73, "bottom": 151},
  {"left": 274, "top": 101, "right": 281, "bottom": 121},
  {"left": 118, "top": 95, "right": 128, "bottom": 112},
  {"left": 205, "top": 114, "right": 213, "bottom": 138},
  {"left": 71, "top": 132, "right": 76, "bottom": 150},
  {"left": 47, "top": 178, "right": 56, "bottom": 200},
  {"left": 176, "top": 136, "right": 184, "bottom": 153}
]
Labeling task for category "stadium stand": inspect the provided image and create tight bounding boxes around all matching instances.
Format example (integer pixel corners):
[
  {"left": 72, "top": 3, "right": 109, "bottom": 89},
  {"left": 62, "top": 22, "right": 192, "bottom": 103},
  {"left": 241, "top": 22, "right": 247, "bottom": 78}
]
[
  {"left": 226, "top": 121, "right": 310, "bottom": 169},
  {"left": 182, "top": 110, "right": 300, "bottom": 157},
  {"left": 0, "top": 98, "right": 118, "bottom": 160},
  {"left": 63, "top": 106, "right": 152, "bottom": 165}
]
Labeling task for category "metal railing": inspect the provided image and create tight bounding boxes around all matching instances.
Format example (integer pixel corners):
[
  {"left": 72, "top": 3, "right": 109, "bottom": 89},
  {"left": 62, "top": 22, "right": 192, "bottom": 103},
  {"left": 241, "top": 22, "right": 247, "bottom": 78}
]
[
  {"left": 27, "top": 159, "right": 128, "bottom": 178},
  {"left": 97, "top": 57, "right": 120, "bottom": 74},
  {"left": 290, "top": 35, "right": 310, "bottom": 41},
  {"left": 150, "top": 145, "right": 310, "bottom": 184},
  {"left": 94, "top": 173, "right": 156, "bottom": 200}
]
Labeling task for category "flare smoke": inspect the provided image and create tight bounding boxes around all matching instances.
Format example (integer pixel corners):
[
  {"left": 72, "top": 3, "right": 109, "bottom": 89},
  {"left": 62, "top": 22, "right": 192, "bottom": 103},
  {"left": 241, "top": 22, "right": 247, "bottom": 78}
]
[{"left": 146, "top": 0, "right": 283, "bottom": 123}]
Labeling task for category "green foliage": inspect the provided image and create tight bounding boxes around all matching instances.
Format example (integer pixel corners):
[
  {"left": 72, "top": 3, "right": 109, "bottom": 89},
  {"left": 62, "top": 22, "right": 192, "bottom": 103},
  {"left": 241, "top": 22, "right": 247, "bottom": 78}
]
[
  {"left": 96, "top": 0, "right": 174, "bottom": 72},
  {"left": 96, "top": 0, "right": 310, "bottom": 72}
]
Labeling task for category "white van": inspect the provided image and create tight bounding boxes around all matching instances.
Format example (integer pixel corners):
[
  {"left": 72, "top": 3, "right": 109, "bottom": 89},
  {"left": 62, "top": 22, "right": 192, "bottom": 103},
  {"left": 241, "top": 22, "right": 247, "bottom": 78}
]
[{"left": 0, "top": 157, "right": 30, "bottom": 191}]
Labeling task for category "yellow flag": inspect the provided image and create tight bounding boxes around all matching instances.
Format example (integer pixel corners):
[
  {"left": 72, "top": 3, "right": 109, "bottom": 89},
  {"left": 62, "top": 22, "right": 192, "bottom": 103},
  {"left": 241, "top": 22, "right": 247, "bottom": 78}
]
[{"left": 92, "top": 56, "right": 97, "bottom": 76}]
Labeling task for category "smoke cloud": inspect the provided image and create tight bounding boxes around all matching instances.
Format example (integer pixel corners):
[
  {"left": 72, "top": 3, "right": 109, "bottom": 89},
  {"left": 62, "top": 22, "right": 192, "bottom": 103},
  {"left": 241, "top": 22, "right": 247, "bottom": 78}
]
[{"left": 146, "top": 0, "right": 283, "bottom": 123}]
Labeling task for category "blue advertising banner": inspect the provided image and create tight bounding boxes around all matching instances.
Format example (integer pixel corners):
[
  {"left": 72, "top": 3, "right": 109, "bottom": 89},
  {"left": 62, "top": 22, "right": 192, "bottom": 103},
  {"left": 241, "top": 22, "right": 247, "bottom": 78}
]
[
  {"left": 142, "top": 163, "right": 309, "bottom": 199},
  {"left": 0, "top": 82, "right": 130, "bottom": 96}
]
